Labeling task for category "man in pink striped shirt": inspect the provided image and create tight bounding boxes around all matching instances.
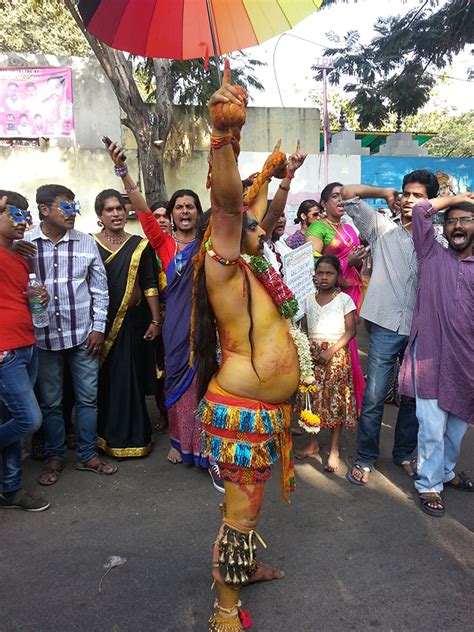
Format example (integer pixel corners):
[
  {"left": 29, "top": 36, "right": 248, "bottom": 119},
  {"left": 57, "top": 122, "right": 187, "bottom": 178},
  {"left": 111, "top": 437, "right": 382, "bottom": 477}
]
[{"left": 399, "top": 193, "right": 474, "bottom": 517}]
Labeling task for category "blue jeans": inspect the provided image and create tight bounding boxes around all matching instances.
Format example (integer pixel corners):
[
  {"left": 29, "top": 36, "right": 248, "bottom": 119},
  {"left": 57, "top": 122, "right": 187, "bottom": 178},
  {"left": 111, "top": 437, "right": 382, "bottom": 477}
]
[
  {"left": 0, "top": 345, "right": 42, "bottom": 493},
  {"left": 413, "top": 343, "right": 468, "bottom": 494},
  {"left": 356, "top": 323, "right": 418, "bottom": 468},
  {"left": 38, "top": 345, "right": 99, "bottom": 463}
]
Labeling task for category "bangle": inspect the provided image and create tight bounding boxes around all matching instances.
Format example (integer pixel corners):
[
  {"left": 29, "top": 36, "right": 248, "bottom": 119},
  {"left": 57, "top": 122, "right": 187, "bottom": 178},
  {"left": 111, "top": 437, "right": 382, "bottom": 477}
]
[
  {"left": 279, "top": 184, "right": 290, "bottom": 192},
  {"left": 125, "top": 185, "right": 139, "bottom": 193},
  {"left": 150, "top": 319, "right": 161, "bottom": 327},
  {"left": 287, "top": 173, "right": 295, "bottom": 180},
  {"left": 211, "top": 134, "right": 233, "bottom": 150},
  {"left": 114, "top": 165, "right": 128, "bottom": 177}
]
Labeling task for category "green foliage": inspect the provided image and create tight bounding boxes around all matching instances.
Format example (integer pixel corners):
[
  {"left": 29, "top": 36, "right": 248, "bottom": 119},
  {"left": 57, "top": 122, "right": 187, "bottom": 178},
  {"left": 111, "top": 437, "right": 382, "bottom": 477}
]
[
  {"left": 314, "top": 0, "right": 474, "bottom": 126},
  {"left": 136, "top": 53, "right": 265, "bottom": 111},
  {"left": 0, "top": 0, "right": 90, "bottom": 57},
  {"left": 424, "top": 110, "right": 474, "bottom": 157}
]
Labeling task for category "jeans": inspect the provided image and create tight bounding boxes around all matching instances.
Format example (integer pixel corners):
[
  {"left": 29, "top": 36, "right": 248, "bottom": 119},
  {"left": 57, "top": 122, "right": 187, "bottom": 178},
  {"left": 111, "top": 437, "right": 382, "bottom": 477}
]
[
  {"left": 413, "top": 343, "right": 468, "bottom": 494},
  {"left": 356, "top": 323, "right": 418, "bottom": 468},
  {"left": 38, "top": 344, "right": 99, "bottom": 463},
  {"left": 0, "top": 345, "right": 42, "bottom": 493}
]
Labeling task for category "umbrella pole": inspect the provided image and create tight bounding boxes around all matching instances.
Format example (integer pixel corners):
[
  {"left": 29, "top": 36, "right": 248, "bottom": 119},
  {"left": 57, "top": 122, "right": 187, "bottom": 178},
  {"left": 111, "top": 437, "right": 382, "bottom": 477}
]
[{"left": 205, "top": 0, "right": 222, "bottom": 84}]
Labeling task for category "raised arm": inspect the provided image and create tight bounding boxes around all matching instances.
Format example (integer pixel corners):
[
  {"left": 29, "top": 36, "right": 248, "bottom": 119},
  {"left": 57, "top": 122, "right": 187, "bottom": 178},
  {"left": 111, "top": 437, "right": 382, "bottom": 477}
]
[
  {"left": 341, "top": 184, "right": 399, "bottom": 241},
  {"left": 412, "top": 192, "right": 474, "bottom": 260},
  {"left": 207, "top": 64, "right": 248, "bottom": 265},
  {"left": 104, "top": 141, "right": 174, "bottom": 267},
  {"left": 261, "top": 140, "right": 307, "bottom": 236}
]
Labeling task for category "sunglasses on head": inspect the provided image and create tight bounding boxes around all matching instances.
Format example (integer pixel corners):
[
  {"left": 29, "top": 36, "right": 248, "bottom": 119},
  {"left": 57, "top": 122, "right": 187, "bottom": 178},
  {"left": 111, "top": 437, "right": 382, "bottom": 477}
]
[{"left": 5, "top": 204, "right": 32, "bottom": 226}]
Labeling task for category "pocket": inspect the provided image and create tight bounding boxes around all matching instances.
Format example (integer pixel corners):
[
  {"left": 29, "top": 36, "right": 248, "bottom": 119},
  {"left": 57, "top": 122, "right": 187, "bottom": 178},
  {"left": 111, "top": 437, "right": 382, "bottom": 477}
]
[{"left": 0, "top": 350, "right": 17, "bottom": 366}]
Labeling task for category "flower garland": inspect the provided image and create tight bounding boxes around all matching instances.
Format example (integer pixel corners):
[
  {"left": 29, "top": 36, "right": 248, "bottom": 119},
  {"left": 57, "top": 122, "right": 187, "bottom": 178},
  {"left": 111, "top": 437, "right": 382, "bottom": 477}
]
[
  {"left": 241, "top": 255, "right": 298, "bottom": 319},
  {"left": 289, "top": 326, "right": 321, "bottom": 434}
]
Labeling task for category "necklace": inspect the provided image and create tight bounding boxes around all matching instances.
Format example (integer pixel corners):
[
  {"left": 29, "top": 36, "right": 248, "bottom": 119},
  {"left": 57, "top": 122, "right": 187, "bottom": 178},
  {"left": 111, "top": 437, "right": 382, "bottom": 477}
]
[
  {"left": 103, "top": 231, "right": 128, "bottom": 245},
  {"left": 174, "top": 235, "right": 196, "bottom": 245},
  {"left": 324, "top": 218, "right": 353, "bottom": 248}
]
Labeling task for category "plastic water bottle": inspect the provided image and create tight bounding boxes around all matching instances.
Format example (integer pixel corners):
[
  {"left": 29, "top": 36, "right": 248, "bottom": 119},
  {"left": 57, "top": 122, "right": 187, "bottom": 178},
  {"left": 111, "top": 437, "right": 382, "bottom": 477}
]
[{"left": 28, "top": 273, "right": 49, "bottom": 328}]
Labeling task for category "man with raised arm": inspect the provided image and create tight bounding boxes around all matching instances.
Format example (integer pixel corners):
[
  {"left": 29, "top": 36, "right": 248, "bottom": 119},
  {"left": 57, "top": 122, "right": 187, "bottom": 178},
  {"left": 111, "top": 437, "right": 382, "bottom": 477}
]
[{"left": 193, "top": 66, "right": 301, "bottom": 631}]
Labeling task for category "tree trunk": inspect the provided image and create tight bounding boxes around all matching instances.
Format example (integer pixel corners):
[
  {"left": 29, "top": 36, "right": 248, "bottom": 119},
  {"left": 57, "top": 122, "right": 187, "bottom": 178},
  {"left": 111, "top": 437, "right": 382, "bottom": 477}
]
[{"left": 64, "top": 0, "right": 172, "bottom": 204}]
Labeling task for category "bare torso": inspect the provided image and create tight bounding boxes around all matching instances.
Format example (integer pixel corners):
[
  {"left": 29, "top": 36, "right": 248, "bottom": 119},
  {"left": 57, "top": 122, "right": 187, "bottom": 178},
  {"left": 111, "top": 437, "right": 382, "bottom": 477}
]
[{"left": 206, "top": 262, "right": 300, "bottom": 403}]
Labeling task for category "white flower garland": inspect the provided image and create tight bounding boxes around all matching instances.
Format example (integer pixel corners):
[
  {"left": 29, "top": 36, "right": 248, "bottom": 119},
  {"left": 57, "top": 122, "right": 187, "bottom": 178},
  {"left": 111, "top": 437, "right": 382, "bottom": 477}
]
[{"left": 289, "top": 325, "right": 315, "bottom": 385}]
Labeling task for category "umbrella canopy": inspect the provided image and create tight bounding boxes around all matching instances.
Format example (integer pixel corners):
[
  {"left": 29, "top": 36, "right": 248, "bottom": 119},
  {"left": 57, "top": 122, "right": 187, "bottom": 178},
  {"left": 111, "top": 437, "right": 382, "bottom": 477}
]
[{"left": 78, "top": 0, "right": 324, "bottom": 61}]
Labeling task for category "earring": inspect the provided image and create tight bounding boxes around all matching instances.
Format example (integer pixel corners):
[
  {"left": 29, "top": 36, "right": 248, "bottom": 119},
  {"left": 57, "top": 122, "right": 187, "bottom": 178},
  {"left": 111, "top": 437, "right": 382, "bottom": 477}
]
[{"left": 97, "top": 220, "right": 104, "bottom": 228}]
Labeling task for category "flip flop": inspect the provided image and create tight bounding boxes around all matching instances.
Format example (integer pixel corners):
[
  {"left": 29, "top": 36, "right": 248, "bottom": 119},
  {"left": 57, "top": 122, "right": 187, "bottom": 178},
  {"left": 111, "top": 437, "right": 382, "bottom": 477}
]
[
  {"left": 445, "top": 471, "right": 473, "bottom": 492},
  {"left": 346, "top": 463, "right": 370, "bottom": 486}
]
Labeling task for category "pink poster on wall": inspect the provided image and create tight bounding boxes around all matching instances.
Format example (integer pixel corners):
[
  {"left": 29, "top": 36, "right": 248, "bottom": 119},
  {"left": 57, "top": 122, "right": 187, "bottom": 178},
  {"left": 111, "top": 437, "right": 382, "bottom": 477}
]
[{"left": 0, "top": 67, "right": 74, "bottom": 138}]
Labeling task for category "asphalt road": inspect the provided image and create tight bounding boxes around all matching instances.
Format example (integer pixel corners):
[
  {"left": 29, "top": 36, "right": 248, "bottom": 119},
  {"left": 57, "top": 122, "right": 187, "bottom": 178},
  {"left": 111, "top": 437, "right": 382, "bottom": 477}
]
[{"left": 1, "top": 336, "right": 473, "bottom": 632}]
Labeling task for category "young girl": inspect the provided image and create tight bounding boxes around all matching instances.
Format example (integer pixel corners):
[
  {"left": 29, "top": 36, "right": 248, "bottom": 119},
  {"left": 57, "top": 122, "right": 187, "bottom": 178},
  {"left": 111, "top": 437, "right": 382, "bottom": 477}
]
[{"left": 297, "top": 254, "right": 358, "bottom": 472}]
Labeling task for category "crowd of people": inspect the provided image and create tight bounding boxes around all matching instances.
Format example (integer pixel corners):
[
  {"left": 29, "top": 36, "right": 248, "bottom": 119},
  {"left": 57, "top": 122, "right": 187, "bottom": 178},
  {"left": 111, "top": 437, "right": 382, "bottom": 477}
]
[{"left": 1, "top": 72, "right": 473, "bottom": 630}]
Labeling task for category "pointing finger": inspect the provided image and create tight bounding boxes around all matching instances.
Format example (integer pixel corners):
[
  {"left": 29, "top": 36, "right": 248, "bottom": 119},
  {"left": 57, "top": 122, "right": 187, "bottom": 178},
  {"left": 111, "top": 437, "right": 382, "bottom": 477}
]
[{"left": 223, "top": 58, "right": 231, "bottom": 86}]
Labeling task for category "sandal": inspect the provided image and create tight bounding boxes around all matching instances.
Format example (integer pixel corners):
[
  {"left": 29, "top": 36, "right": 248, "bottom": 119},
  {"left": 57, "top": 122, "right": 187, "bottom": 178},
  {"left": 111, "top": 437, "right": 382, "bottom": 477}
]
[
  {"left": 445, "top": 471, "right": 473, "bottom": 492},
  {"left": 346, "top": 463, "right": 371, "bottom": 486},
  {"left": 38, "top": 459, "right": 65, "bottom": 486},
  {"left": 75, "top": 456, "right": 118, "bottom": 475},
  {"left": 400, "top": 458, "right": 419, "bottom": 479},
  {"left": 419, "top": 493, "right": 445, "bottom": 517}
]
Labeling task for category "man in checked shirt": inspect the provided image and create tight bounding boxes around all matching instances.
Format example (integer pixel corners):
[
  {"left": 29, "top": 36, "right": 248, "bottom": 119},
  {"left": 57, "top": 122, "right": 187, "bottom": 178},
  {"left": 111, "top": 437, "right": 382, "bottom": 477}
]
[{"left": 23, "top": 184, "right": 117, "bottom": 485}]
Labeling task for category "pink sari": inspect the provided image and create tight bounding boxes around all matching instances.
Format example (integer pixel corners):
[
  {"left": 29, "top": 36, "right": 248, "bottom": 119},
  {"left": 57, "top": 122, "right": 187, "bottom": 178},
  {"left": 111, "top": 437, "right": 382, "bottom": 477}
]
[{"left": 324, "top": 224, "right": 366, "bottom": 410}]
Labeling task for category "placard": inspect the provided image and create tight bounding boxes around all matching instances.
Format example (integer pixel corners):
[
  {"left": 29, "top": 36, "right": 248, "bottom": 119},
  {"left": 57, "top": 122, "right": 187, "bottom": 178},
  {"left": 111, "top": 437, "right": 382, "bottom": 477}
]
[{"left": 282, "top": 242, "right": 314, "bottom": 321}]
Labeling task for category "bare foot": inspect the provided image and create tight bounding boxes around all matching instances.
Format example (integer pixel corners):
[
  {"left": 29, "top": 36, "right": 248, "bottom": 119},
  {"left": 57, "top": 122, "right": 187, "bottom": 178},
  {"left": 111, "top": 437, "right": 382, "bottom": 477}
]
[
  {"left": 325, "top": 452, "right": 339, "bottom": 473},
  {"left": 247, "top": 561, "right": 285, "bottom": 584},
  {"left": 295, "top": 440, "right": 320, "bottom": 460},
  {"left": 167, "top": 447, "right": 182, "bottom": 464}
]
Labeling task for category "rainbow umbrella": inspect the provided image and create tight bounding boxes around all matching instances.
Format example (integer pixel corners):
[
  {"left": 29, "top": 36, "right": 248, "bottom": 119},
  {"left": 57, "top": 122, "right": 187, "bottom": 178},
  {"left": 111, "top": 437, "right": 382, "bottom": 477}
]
[{"left": 78, "top": 0, "right": 324, "bottom": 62}]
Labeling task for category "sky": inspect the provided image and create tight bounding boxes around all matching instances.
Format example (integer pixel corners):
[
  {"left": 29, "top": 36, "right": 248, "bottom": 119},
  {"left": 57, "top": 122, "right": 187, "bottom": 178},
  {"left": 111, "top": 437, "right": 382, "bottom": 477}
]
[{"left": 238, "top": 0, "right": 473, "bottom": 115}]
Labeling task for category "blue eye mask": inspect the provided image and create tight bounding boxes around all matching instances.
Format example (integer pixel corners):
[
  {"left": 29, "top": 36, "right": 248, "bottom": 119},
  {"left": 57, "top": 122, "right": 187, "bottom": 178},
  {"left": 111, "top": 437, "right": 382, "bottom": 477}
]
[
  {"left": 57, "top": 200, "right": 81, "bottom": 218},
  {"left": 5, "top": 205, "right": 32, "bottom": 226}
]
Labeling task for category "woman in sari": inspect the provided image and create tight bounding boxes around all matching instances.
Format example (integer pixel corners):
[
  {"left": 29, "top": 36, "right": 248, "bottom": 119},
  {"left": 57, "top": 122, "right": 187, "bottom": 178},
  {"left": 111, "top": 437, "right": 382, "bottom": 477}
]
[
  {"left": 306, "top": 182, "right": 366, "bottom": 410},
  {"left": 111, "top": 178, "right": 208, "bottom": 471},
  {"left": 93, "top": 189, "right": 160, "bottom": 457}
]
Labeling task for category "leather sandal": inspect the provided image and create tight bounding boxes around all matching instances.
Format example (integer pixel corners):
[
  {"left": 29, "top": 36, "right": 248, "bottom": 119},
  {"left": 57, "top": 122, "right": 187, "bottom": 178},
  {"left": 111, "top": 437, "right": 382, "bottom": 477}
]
[{"left": 38, "top": 459, "right": 65, "bottom": 486}]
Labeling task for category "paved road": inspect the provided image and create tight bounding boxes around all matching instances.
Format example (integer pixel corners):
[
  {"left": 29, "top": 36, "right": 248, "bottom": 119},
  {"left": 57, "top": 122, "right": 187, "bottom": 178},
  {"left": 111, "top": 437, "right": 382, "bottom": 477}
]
[{"left": 1, "top": 332, "right": 473, "bottom": 631}]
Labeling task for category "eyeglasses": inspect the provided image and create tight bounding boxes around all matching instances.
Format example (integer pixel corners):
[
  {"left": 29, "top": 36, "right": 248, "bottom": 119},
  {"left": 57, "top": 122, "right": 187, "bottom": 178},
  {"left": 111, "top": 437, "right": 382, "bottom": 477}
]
[
  {"left": 445, "top": 216, "right": 474, "bottom": 226},
  {"left": 5, "top": 205, "right": 32, "bottom": 226}
]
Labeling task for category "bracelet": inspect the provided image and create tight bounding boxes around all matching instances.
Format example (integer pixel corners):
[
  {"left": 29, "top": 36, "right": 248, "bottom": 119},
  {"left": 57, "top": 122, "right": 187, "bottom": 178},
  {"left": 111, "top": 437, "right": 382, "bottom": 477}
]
[
  {"left": 211, "top": 134, "right": 233, "bottom": 150},
  {"left": 114, "top": 165, "right": 128, "bottom": 177},
  {"left": 125, "top": 185, "right": 139, "bottom": 193},
  {"left": 287, "top": 173, "right": 295, "bottom": 180},
  {"left": 279, "top": 184, "right": 290, "bottom": 192},
  {"left": 150, "top": 319, "right": 161, "bottom": 327}
]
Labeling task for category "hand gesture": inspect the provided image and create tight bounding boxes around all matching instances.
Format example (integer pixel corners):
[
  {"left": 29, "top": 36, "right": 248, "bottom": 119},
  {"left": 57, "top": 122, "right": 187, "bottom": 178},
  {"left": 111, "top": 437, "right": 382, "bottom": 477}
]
[
  {"left": 384, "top": 188, "right": 400, "bottom": 214},
  {"left": 104, "top": 139, "right": 126, "bottom": 168},
  {"left": 208, "top": 59, "right": 247, "bottom": 132},
  {"left": 348, "top": 245, "right": 368, "bottom": 267},
  {"left": 287, "top": 139, "right": 307, "bottom": 175},
  {"left": 85, "top": 331, "right": 104, "bottom": 358}
]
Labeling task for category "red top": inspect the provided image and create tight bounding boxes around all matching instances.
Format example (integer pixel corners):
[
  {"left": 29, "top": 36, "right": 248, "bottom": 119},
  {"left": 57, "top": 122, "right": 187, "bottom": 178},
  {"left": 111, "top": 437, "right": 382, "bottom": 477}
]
[
  {"left": 0, "top": 247, "right": 35, "bottom": 350},
  {"left": 137, "top": 211, "right": 175, "bottom": 271}
]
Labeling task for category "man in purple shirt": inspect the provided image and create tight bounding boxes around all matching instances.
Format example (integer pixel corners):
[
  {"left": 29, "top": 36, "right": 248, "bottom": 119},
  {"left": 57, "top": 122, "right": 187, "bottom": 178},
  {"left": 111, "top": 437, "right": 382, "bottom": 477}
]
[{"left": 399, "top": 194, "right": 474, "bottom": 517}]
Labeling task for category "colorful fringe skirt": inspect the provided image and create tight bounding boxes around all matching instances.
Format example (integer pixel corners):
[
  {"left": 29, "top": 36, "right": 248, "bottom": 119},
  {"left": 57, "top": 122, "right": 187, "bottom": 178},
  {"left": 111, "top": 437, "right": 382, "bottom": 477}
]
[{"left": 198, "top": 377, "right": 295, "bottom": 501}]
